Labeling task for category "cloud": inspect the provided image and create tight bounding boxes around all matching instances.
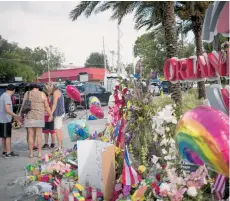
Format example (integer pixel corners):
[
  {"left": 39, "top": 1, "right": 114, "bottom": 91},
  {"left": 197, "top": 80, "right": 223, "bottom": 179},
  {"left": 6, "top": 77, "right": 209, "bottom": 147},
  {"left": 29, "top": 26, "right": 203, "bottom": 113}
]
[{"left": 0, "top": 2, "right": 194, "bottom": 67}]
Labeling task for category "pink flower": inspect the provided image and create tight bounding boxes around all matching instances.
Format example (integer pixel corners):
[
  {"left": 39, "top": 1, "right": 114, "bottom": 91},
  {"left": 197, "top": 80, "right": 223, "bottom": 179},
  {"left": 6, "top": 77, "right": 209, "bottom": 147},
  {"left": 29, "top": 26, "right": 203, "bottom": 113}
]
[
  {"left": 169, "top": 187, "right": 187, "bottom": 201},
  {"left": 186, "top": 181, "right": 195, "bottom": 187}
]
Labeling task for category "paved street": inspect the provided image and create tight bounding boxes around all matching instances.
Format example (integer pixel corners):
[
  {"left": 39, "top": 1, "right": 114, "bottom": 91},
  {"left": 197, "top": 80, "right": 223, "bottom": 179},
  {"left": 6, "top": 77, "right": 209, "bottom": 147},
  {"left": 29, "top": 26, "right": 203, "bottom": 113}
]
[{"left": 0, "top": 107, "right": 108, "bottom": 201}]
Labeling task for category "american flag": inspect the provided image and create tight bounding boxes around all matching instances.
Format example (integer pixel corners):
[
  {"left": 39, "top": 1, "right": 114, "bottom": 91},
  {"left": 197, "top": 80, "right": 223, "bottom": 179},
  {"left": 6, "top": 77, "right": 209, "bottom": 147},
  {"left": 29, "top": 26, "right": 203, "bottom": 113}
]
[
  {"left": 52, "top": 176, "right": 61, "bottom": 188},
  {"left": 212, "top": 174, "right": 226, "bottom": 200},
  {"left": 122, "top": 146, "right": 141, "bottom": 185}
]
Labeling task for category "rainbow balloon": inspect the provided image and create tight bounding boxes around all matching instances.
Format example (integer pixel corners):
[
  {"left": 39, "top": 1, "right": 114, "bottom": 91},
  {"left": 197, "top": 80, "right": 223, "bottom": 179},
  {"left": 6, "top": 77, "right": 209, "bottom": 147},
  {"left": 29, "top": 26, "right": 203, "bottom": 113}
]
[{"left": 175, "top": 106, "right": 229, "bottom": 177}]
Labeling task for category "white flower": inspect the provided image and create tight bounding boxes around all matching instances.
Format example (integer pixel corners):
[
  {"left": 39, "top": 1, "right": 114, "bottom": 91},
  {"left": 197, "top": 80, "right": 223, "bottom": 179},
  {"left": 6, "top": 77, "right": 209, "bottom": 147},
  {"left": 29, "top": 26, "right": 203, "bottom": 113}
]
[
  {"left": 162, "top": 149, "right": 168, "bottom": 155},
  {"left": 164, "top": 155, "right": 172, "bottom": 160},
  {"left": 168, "top": 138, "right": 175, "bottom": 144},
  {"left": 155, "top": 127, "right": 165, "bottom": 136},
  {"left": 160, "top": 183, "right": 170, "bottom": 193},
  {"left": 169, "top": 147, "right": 175, "bottom": 154},
  {"left": 173, "top": 104, "right": 177, "bottom": 108},
  {"left": 151, "top": 155, "right": 159, "bottom": 164},
  {"left": 187, "top": 186, "right": 198, "bottom": 197},
  {"left": 156, "top": 163, "right": 162, "bottom": 169},
  {"left": 165, "top": 127, "right": 170, "bottom": 132},
  {"left": 160, "top": 138, "right": 168, "bottom": 146},
  {"left": 172, "top": 118, "right": 178, "bottom": 124}
]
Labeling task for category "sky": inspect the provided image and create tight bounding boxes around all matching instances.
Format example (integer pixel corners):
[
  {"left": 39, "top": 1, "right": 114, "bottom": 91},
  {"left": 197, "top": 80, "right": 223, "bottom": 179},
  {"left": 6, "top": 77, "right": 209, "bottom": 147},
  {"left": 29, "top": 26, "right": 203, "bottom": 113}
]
[{"left": 0, "top": 1, "right": 194, "bottom": 67}]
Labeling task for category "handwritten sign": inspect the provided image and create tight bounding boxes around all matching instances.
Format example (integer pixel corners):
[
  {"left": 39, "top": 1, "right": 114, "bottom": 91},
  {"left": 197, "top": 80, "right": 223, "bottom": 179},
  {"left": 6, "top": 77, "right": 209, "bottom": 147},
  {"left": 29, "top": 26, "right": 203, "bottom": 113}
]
[
  {"left": 181, "top": 161, "right": 199, "bottom": 173},
  {"left": 77, "top": 140, "right": 115, "bottom": 194}
]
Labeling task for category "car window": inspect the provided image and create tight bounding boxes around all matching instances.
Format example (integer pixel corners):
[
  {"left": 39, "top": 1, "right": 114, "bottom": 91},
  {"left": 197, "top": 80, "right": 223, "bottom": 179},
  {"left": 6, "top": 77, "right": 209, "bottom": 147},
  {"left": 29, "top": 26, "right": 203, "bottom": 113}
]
[
  {"left": 83, "top": 85, "right": 90, "bottom": 93},
  {"left": 90, "top": 85, "right": 97, "bottom": 93},
  {"left": 76, "top": 85, "right": 83, "bottom": 93},
  {"left": 96, "top": 85, "right": 104, "bottom": 92},
  {"left": 161, "top": 81, "right": 168, "bottom": 86},
  {"left": 0, "top": 88, "right": 6, "bottom": 96}
]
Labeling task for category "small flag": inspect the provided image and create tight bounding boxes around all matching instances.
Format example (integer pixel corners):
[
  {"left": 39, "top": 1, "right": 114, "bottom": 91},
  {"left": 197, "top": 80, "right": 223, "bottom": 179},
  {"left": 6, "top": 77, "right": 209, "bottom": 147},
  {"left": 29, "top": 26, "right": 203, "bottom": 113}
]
[
  {"left": 212, "top": 174, "right": 226, "bottom": 200},
  {"left": 93, "top": 131, "right": 97, "bottom": 139},
  {"left": 122, "top": 146, "right": 141, "bottom": 185},
  {"left": 52, "top": 176, "right": 61, "bottom": 188},
  {"left": 73, "top": 144, "right": 78, "bottom": 150}
]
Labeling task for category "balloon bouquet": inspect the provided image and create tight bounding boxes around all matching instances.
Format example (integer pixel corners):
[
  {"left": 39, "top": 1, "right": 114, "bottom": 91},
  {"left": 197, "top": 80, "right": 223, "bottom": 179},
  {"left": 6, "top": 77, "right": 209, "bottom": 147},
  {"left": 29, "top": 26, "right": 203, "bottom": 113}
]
[
  {"left": 88, "top": 96, "right": 104, "bottom": 120},
  {"left": 175, "top": 87, "right": 230, "bottom": 177},
  {"left": 66, "top": 85, "right": 82, "bottom": 118},
  {"left": 65, "top": 85, "right": 90, "bottom": 141}
]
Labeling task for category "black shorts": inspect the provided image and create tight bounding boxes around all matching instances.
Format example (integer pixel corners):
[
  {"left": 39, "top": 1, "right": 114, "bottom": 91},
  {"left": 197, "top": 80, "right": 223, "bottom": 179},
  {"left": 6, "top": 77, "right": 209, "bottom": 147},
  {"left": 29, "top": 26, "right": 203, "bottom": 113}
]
[
  {"left": 42, "top": 121, "right": 55, "bottom": 134},
  {"left": 0, "top": 122, "right": 12, "bottom": 138}
]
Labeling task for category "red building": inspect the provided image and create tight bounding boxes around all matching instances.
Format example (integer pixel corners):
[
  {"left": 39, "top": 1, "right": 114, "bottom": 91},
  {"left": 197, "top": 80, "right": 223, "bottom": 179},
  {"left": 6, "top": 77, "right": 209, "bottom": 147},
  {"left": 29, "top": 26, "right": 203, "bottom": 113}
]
[{"left": 38, "top": 67, "right": 106, "bottom": 83}]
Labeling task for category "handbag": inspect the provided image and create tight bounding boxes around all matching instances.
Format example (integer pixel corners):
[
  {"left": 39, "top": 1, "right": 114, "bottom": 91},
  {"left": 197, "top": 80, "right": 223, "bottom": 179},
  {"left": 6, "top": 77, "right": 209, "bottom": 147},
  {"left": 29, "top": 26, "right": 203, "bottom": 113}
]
[{"left": 21, "top": 91, "right": 31, "bottom": 116}]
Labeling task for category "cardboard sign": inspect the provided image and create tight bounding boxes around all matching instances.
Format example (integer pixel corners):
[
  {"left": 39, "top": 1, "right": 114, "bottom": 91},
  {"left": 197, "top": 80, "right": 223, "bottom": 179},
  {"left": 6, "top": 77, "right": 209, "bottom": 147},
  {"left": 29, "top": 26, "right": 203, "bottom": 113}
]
[{"left": 77, "top": 140, "right": 115, "bottom": 200}]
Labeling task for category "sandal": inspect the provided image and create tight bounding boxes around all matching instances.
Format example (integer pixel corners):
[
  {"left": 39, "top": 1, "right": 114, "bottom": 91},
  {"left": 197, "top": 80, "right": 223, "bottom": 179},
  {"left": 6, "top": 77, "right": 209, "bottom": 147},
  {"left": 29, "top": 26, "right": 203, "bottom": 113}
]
[
  {"left": 37, "top": 152, "right": 42, "bottom": 158},
  {"left": 29, "top": 153, "right": 34, "bottom": 158}
]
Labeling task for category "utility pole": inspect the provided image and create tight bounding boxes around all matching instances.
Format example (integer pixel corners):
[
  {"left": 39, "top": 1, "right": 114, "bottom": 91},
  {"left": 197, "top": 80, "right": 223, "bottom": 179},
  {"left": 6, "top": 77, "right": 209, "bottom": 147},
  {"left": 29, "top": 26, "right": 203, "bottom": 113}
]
[
  {"left": 110, "top": 50, "right": 115, "bottom": 72},
  {"left": 47, "top": 49, "right": 51, "bottom": 82},
  {"left": 102, "top": 36, "right": 107, "bottom": 70},
  {"left": 117, "top": 24, "right": 121, "bottom": 76}
]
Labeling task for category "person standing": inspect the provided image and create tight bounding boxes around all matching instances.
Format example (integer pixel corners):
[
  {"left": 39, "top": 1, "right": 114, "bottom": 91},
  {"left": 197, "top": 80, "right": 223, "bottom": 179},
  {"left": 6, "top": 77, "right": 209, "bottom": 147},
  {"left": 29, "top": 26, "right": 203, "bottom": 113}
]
[
  {"left": 22, "top": 84, "right": 52, "bottom": 158},
  {"left": 42, "top": 84, "right": 56, "bottom": 149},
  {"left": 50, "top": 83, "right": 65, "bottom": 151},
  {"left": 0, "top": 84, "right": 21, "bottom": 158}
]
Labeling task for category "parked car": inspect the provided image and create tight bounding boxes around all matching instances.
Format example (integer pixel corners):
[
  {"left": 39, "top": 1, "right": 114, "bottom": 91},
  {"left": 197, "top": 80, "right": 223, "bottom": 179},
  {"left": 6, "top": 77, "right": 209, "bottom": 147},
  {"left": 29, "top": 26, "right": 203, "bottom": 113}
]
[
  {"left": 0, "top": 82, "right": 26, "bottom": 113},
  {"left": 160, "top": 81, "right": 169, "bottom": 93},
  {"left": 65, "top": 83, "right": 112, "bottom": 112},
  {"left": 149, "top": 82, "right": 161, "bottom": 96}
]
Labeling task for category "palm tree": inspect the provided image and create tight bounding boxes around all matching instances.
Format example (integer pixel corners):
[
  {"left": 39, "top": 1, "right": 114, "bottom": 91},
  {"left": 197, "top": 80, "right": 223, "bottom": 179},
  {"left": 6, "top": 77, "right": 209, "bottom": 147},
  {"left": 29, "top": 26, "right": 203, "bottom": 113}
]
[
  {"left": 69, "top": 1, "right": 182, "bottom": 104},
  {"left": 175, "top": 1, "right": 211, "bottom": 99}
]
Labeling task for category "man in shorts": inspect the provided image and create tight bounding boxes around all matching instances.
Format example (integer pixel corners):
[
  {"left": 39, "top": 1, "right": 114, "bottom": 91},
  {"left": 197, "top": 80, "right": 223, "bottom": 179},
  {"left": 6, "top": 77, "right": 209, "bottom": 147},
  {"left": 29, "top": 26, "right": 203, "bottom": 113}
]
[{"left": 0, "top": 84, "right": 21, "bottom": 158}]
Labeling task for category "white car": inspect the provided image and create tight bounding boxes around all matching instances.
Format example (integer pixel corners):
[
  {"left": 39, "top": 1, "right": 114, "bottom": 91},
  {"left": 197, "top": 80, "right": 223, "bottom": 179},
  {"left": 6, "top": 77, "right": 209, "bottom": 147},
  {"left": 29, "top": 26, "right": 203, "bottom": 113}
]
[{"left": 149, "top": 83, "right": 161, "bottom": 96}]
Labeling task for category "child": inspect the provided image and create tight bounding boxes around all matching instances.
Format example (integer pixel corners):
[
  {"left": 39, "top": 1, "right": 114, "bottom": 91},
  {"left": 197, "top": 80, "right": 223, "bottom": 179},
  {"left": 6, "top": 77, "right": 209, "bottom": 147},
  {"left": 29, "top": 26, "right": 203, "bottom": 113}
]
[{"left": 42, "top": 90, "right": 56, "bottom": 149}]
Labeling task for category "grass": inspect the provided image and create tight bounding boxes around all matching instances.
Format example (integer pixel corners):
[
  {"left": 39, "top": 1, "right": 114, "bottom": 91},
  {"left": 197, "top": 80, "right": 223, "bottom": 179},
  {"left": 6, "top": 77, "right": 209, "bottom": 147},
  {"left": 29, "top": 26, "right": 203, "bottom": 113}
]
[{"left": 151, "top": 89, "right": 203, "bottom": 114}]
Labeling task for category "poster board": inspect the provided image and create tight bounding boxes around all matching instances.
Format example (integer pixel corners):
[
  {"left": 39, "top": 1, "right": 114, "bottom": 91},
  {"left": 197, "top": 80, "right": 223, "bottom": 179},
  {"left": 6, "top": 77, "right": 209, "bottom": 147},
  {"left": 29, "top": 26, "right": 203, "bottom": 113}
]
[
  {"left": 102, "top": 145, "right": 116, "bottom": 200},
  {"left": 77, "top": 140, "right": 115, "bottom": 199}
]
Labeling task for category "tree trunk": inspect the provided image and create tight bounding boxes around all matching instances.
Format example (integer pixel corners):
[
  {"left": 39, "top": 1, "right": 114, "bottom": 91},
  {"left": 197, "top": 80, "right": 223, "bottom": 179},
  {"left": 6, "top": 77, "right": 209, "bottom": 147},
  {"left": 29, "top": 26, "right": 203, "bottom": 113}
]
[
  {"left": 192, "top": 16, "right": 206, "bottom": 99},
  {"left": 161, "top": 1, "right": 182, "bottom": 104}
]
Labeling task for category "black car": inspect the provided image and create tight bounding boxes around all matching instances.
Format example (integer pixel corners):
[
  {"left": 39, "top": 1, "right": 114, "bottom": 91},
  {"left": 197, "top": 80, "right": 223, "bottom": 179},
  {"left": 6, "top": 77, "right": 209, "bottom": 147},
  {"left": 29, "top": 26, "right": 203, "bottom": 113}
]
[{"left": 65, "top": 83, "right": 111, "bottom": 113}]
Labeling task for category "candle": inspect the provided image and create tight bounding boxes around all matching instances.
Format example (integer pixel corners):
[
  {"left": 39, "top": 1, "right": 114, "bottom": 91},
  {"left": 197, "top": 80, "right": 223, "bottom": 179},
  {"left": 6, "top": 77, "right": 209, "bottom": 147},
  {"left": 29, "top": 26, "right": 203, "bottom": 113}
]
[
  {"left": 82, "top": 190, "right": 87, "bottom": 198},
  {"left": 57, "top": 186, "right": 61, "bottom": 200},
  {"left": 68, "top": 193, "right": 74, "bottom": 201},
  {"left": 92, "top": 188, "right": 97, "bottom": 201}
]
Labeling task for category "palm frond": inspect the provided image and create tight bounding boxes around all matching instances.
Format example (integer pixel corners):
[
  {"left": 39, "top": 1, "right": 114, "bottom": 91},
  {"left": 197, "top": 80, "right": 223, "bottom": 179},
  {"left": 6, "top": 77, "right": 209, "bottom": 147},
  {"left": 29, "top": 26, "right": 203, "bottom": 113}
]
[
  {"left": 182, "top": 21, "right": 192, "bottom": 35},
  {"left": 95, "top": 1, "right": 115, "bottom": 14},
  {"left": 110, "top": 2, "right": 139, "bottom": 24},
  {"left": 84, "top": 1, "right": 101, "bottom": 17},
  {"left": 134, "top": 2, "right": 162, "bottom": 31},
  {"left": 69, "top": 1, "right": 100, "bottom": 21}
]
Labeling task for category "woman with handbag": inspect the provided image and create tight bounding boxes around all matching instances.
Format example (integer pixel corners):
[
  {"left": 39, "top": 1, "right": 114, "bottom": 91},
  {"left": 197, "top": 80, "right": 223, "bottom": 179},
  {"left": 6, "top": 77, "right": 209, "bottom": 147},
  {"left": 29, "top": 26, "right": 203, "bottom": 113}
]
[{"left": 21, "top": 83, "right": 53, "bottom": 158}]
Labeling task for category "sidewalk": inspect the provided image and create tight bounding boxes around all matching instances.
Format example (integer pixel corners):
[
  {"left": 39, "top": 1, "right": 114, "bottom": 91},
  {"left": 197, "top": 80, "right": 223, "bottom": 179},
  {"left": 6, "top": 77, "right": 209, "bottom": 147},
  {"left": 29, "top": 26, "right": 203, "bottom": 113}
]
[{"left": 0, "top": 110, "right": 108, "bottom": 201}]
